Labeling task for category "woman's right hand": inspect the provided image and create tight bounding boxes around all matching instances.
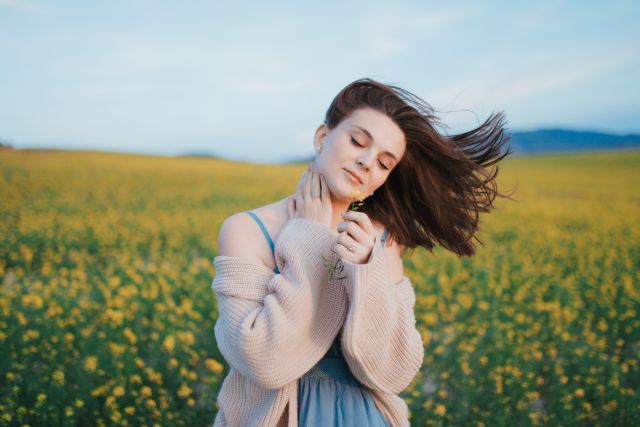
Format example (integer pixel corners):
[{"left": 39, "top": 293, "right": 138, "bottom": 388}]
[{"left": 288, "top": 161, "right": 332, "bottom": 230}]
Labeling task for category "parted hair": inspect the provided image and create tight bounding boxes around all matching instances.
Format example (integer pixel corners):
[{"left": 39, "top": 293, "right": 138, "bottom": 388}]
[{"left": 323, "top": 78, "right": 515, "bottom": 257}]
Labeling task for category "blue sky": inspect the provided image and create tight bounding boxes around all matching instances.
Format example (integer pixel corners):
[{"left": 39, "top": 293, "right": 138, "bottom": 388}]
[{"left": 1, "top": 0, "right": 639, "bottom": 163}]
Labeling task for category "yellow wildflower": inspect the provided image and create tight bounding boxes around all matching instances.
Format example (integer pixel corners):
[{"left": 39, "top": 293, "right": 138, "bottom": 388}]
[
  {"left": 205, "top": 358, "right": 224, "bottom": 374},
  {"left": 112, "top": 386, "right": 125, "bottom": 398},
  {"left": 84, "top": 356, "right": 97, "bottom": 372},
  {"left": 162, "top": 335, "right": 175, "bottom": 352},
  {"left": 177, "top": 383, "right": 192, "bottom": 398},
  {"left": 123, "top": 328, "right": 137, "bottom": 345},
  {"left": 140, "top": 386, "right": 152, "bottom": 398},
  {"left": 52, "top": 370, "right": 64, "bottom": 385}
]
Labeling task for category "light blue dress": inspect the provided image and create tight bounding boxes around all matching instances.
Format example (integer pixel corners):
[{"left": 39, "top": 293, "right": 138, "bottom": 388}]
[{"left": 245, "top": 211, "right": 391, "bottom": 427}]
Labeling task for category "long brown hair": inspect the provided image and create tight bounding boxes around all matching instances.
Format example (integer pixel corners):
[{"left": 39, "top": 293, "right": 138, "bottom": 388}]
[{"left": 324, "top": 78, "right": 515, "bottom": 258}]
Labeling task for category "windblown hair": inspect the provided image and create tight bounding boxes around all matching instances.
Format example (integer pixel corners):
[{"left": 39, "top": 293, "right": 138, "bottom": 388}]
[{"left": 324, "top": 78, "right": 515, "bottom": 258}]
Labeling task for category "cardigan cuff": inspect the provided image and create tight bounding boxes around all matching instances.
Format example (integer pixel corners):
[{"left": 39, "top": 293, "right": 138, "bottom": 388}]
[{"left": 339, "top": 234, "right": 391, "bottom": 303}]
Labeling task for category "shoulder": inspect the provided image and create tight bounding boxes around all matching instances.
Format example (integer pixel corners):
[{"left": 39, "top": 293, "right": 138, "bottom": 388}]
[
  {"left": 217, "top": 199, "right": 288, "bottom": 267},
  {"left": 217, "top": 212, "right": 260, "bottom": 259}
]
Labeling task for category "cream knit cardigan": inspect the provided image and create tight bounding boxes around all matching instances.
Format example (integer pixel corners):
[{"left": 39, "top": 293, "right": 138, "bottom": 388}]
[{"left": 211, "top": 218, "right": 424, "bottom": 427}]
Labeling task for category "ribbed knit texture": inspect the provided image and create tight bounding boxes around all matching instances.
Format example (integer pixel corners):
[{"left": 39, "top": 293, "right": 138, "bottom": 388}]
[{"left": 211, "top": 218, "right": 424, "bottom": 427}]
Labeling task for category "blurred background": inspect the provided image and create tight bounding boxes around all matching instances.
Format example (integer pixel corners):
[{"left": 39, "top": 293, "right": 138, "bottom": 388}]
[
  {"left": 1, "top": 1, "right": 639, "bottom": 426},
  {"left": 1, "top": 0, "right": 639, "bottom": 162}
]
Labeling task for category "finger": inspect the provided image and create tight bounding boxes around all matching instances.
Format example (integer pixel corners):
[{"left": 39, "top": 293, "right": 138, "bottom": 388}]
[
  {"left": 311, "top": 168, "right": 320, "bottom": 197},
  {"left": 296, "top": 171, "right": 307, "bottom": 198},
  {"left": 295, "top": 189, "right": 304, "bottom": 212},
  {"left": 288, "top": 196, "right": 294, "bottom": 218},
  {"left": 342, "top": 210, "right": 376, "bottom": 235},
  {"left": 302, "top": 165, "right": 311, "bottom": 203},
  {"left": 320, "top": 175, "right": 329, "bottom": 201},
  {"left": 337, "top": 232, "right": 358, "bottom": 252},
  {"left": 298, "top": 170, "right": 308, "bottom": 189},
  {"left": 339, "top": 220, "right": 370, "bottom": 245},
  {"left": 333, "top": 241, "right": 354, "bottom": 262}
]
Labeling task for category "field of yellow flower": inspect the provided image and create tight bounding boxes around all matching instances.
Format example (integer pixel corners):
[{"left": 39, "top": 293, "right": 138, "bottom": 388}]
[{"left": 1, "top": 148, "right": 638, "bottom": 426}]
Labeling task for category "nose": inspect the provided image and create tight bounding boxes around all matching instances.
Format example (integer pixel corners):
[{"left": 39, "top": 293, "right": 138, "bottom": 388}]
[{"left": 356, "top": 153, "right": 374, "bottom": 171}]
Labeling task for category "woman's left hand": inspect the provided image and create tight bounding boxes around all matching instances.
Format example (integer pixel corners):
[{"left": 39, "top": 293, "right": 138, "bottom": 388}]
[{"left": 334, "top": 210, "right": 377, "bottom": 264}]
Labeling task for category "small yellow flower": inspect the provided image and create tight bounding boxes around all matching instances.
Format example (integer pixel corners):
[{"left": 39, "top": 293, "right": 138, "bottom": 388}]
[
  {"left": 349, "top": 190, "right": 366, "bottom": 202},
  {"left": 140, "top": 386, "right": 152, "bottom": 398},
  {"left": 52, "top": 370, "right": 65, "bottom": 385},
  {"left": 177, "top": 383, "right": 192, "bottom": 398},
  {"left": 162, "top": 335, "right": 175, "bottom": 352},
  {"left": 123, "top": 328, "right": 137, "bottom": 345},
  {"left": 435, "top": 404, "right": 447, "bottom": 416},
  {"left": 348, "top": 190, "right": 366, "bottom": 211},
  {"left": 124, "top": 406, "right": 135, "bottom": 415},
  {"left": 205, "top": 358, "right": 224, "bottom": 374},
  {"left": 37, "top": 393, "right": 46, "bottom": 402},
  {"left": 177, "top": 331, "right": 195, "bottom": 346},
  {"left": 112, "top": 386, "right": 125, "bottom": 398},
  {"left": 575, "top": 388, "right": 585, "bottom": 398},
  {"left": 84, "top": 356, "right": 98, "bottom": 372}
]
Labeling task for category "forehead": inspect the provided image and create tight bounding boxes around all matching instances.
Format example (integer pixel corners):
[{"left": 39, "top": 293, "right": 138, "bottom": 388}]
[{"left": 342, "top": 108, "right": 406, "bottom": 158}]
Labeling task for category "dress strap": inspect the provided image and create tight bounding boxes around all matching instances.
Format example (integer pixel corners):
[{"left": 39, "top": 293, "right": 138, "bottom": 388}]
[
  {"left": 244, "top": 211, "right": 280, "bottom": 274},
  {"left": 381, "top": 228, "right": 389, "bottom": 245}
]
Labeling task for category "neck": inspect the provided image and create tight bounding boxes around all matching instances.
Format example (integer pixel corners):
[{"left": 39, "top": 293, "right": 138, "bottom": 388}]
[
  {"left": 329, "top": 192, "right": 354, "bottom": 232},
  {"left": 284, "top": 193, "right": 359, "bottom": 234}
]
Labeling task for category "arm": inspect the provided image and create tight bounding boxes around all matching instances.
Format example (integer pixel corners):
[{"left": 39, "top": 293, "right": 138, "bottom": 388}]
[
  {"left": 338, "top": 234, "right": 424, "bottom": 395},
  {"left": 212, "top": 217, "right": 347, "bottom": 390}
]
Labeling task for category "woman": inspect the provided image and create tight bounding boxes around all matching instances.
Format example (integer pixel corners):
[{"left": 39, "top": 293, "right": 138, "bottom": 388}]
[{"left": 211, "top": 78, "right": 513, "bottom": 426}]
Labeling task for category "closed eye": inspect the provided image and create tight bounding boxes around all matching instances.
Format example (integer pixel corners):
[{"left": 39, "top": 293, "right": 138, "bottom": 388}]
[{"left": 351, "top": 137, "right": 389, "bottom": 170}]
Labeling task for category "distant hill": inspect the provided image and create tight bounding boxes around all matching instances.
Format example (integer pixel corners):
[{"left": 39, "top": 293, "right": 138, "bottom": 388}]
[
  {"left": 281, "top": 129, "right": 640, "bottom": 163},
  {"left": 507, "top": 129, "right": 640, "bottom": 155}
]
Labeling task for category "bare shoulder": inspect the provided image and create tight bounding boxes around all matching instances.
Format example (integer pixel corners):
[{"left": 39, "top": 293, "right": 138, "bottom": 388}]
[
  {"left": 217, "top": 199, "right": 288, "bottom": 270},
  {"left": 217, "top": 212, "right": 262, "bottom": 262}
]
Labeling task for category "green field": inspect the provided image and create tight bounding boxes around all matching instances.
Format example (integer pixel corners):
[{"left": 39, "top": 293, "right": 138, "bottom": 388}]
[{"left": 1, "top": 149, "right": 638, "bottom": 426}]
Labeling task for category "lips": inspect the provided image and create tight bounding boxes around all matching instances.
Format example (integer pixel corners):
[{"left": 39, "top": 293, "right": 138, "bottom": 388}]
[{"left": 344, "top": 169, "right": 363, "bottom": 185}]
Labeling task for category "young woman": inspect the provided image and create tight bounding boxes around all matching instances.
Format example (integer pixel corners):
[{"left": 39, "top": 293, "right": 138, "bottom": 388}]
[{"left": 211, "top": 78, "right": 513, "bottom": 427}]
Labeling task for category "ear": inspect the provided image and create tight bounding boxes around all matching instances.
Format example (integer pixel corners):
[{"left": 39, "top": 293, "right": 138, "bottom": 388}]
[{"left": 313, "top": 124, "right": 327, "bottom": 153}]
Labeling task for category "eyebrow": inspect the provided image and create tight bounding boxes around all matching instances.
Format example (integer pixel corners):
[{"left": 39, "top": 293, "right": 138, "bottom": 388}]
[{"left": 353, "top": 125, "right": 399, "bottom": 163}]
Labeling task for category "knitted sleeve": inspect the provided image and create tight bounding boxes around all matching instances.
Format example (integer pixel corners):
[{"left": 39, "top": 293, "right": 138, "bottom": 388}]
[
  {"left": 211, "top": 218, "right": 347, "bottom": 390},
  {"left": 338, "top": 234, "right": 425, "bottom": 395}
]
